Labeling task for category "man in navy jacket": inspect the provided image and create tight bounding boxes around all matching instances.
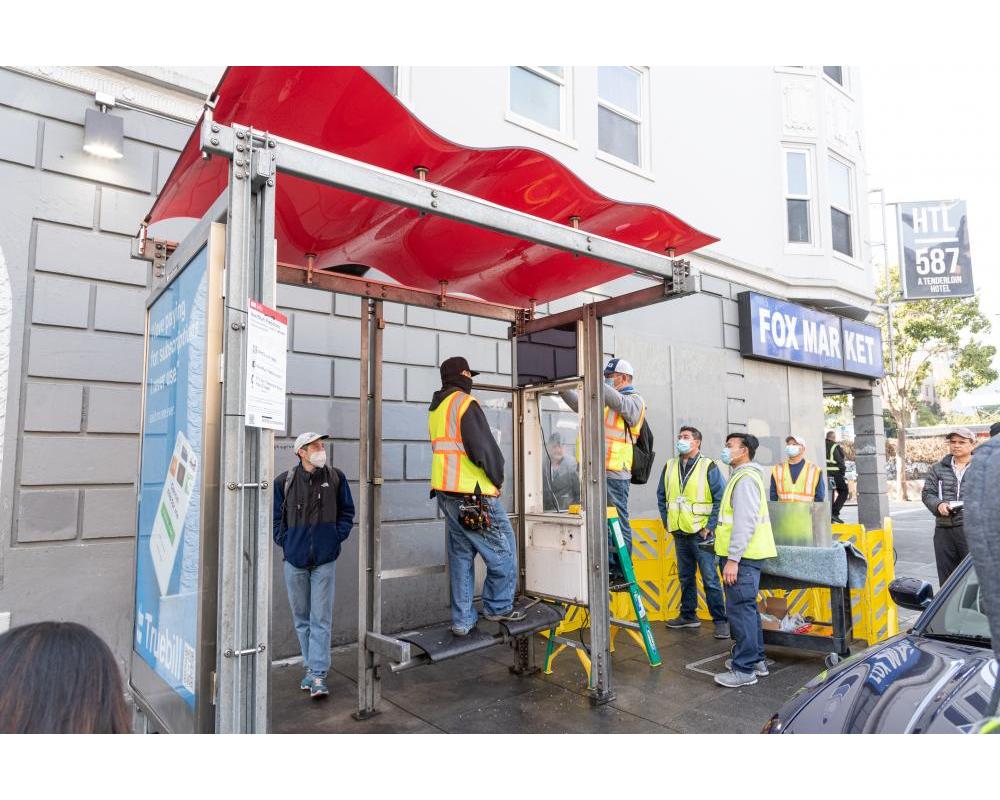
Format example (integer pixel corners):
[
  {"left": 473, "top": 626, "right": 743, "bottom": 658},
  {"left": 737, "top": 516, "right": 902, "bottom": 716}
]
[{"left": 273, "top": 431, "right": 355, "bottom": 699}]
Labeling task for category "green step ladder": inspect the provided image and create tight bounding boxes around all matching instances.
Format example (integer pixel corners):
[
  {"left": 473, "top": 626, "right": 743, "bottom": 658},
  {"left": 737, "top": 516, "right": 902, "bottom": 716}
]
[{"left": 542, "top": 506, "right": 662, "bottom": 683}]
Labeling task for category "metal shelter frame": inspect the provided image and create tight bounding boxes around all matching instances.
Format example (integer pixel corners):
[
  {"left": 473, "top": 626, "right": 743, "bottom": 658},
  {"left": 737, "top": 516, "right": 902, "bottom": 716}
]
[{"left": 136, "top": 108, "right": 702, "bottom": 732}]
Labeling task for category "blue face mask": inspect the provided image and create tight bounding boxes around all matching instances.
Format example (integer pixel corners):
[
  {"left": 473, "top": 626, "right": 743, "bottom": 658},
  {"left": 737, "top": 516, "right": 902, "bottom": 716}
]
[
  {"left": 720, "top": 448, "right": 732, "bottom": 465},
  {"left": 676, "top": 439, "right": 692, "bottom": 455},
  {"left": 785, "top": 445, "right": 801, "bottom": 457}
]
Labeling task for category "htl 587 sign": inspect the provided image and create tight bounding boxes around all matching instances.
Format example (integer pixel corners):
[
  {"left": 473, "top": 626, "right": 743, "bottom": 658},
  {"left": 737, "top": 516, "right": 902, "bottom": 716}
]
[{"left": 897, "top": 200, "right": 974, "bottom": 299}]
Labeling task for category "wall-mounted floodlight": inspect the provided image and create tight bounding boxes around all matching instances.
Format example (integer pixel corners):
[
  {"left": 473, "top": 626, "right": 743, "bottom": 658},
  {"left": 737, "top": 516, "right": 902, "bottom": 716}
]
[{"left": 83, "top": 92, "right": 124, "bottom": 160}]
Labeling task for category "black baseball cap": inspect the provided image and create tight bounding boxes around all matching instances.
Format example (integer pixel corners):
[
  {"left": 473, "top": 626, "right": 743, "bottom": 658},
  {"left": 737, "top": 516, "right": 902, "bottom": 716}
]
[{"left": 440, "top": 356, "right": 479, "bottom": 380}]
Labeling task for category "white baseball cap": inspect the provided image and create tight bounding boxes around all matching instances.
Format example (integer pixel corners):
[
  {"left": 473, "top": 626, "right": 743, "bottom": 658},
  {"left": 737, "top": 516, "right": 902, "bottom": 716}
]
[
  {"left": 604, "top": 357, "right": 634, "bottom": 377},
  {"left": 294, "top": 431, "right": 329, "bottom": 453},
  {"left": 787, "top": 434, "right": 807, "bottom": 449}
]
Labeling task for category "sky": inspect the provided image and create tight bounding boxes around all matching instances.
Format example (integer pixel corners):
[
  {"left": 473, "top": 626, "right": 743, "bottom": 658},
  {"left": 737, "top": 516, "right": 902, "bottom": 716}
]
[{"left": 861, "top": 64, "right": 1000, "bottom": 409}]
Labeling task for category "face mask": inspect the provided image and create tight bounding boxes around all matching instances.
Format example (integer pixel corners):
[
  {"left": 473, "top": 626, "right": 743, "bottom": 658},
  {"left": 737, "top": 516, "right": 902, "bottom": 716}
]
[
  {"left": 604, "top": 375, "right": 614, "bottom": 387},
  {"left": 785, "top": 445, "right": 801, "bottom": 457},
  {"left": 308, "top": 449, "right": 328, "bottom": 469},
  {"left": 720, "top": 448, "right": 732, "bottom": 465},
  {"left": 676, "top": 439, "right": 692, "bottom": 455}
]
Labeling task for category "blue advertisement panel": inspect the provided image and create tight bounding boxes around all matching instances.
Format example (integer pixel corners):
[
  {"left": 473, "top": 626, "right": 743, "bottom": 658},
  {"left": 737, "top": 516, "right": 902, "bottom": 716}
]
[
  {"left": 133, "top": 247, "right": 209, "bottom": 709},
  {"left": 842, "top": 318, "right": 885, "bottom": 378},
  {"left": 739, "top": 292, "right": 845, "bottom": 371}
]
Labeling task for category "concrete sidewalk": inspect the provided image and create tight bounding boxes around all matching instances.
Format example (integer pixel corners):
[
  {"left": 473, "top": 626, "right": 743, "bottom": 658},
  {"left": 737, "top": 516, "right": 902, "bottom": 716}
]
[{"left": 271, "top": 623, "right": 827, "bottom": 734}]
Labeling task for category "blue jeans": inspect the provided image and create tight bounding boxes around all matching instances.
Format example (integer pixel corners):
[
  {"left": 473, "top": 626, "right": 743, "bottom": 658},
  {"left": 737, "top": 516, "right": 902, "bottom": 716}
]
[
  {"left": 606, "top": 478, "right": 632, "bottom": 572},
  {"left": 284, "top": 559, "right": 337, "bottom": 679},
  {"left": 438, "top": 494, "right": 518, "bottom": 631},
  {"left": 718, "top": 557, "right": 764, "bottom": 673},
  {"left": 673, "top": 532, "right": 727, "bottom": 622}
]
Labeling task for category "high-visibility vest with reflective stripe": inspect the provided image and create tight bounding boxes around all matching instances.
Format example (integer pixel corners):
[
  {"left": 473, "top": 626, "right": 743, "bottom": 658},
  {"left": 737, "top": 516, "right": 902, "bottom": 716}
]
[
  {"left": 714, "top": 466, "right": 777, "bottom": 561},
  {"left": 428, "top": 391, "right": 499, "bottom": 497},
  {"left": 663, "top": 455, "right": 715, "bottom": 533},
  {"left": 826, "top": 441, "right": 841, "bottom": 473},
  {"left": 771, "top": 460, "right": 821, "bottom": 502},
  {"left": 603, "top": 399, "right": 646, "bottom": 473}
]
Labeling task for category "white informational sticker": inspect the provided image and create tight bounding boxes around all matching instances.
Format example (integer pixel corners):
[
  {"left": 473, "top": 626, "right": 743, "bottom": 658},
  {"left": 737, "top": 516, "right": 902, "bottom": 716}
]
[
  {"left": 150, "top": 431, "right": 199, "bottom": 597},
  {"left": 245, "top": 299, "right": 288, "bottom": 430}
]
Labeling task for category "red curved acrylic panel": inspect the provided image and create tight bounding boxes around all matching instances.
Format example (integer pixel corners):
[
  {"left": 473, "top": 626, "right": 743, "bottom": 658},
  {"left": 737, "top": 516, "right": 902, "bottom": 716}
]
[{"left": 148, "top": 67, "right": 717, "bottom": 308}]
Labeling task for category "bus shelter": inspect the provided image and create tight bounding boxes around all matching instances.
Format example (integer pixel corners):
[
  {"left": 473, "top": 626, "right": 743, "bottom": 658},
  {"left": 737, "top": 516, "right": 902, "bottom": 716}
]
[{"left": 131, "top": 67, "right": 716, "bottom": 733}]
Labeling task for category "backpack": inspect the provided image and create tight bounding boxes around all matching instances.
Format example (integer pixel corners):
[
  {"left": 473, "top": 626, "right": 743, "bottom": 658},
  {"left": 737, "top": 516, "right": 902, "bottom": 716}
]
[
  {"left": 627, "top": 418, "right": 656, "bottom": 485},
  {"left": 280, "top": 464, "right": 341, "bottom": 526}
]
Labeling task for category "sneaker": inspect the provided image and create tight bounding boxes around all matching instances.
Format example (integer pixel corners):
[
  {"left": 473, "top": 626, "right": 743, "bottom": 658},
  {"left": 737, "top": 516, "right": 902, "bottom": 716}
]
[
  {"left": 832, "top": 516, "right": 844, "bottom": 524},
  {"left": 714, "top": 669, "right": 758, "bottom": 688},
  {"left": 309, "top": 678, "right": 329, "bottom": 699},
  {"left": 450, "top": 625, "right": 473, "bottom": 637},
  {"left": 300, "top": 674, "right": 312, "bottom": 692},
  {"left": 713, "top": 621, "right": 731, "bottom": 639},
  {"left": 483, "top": 608, "right": 527, "bottom": 623},
  {"left": 725, "top": 658, "right": 769, "bottom": 677},
  {"left": 666, "top": 615, "right": 701, "bottom": 629}
]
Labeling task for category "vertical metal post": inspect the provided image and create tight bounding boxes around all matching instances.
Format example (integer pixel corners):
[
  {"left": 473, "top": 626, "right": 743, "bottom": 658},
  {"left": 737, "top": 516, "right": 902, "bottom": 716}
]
[
  {"left": 581, "top": 305, "right": 613, "bottom": 704},
  {"left": 216, "top": 130, "right": 276, "bottom": 734},
  {"left": 878, "top": 189, "right": 897, "bottom": 375},
  {"left": 355, "top": 299, "right": 383, "bottom": 719}
]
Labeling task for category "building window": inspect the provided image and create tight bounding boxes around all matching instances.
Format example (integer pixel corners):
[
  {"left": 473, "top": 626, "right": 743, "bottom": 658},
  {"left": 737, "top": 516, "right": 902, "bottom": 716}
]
[
  {"left": 823, "top": 66, "right": 845, "bottom": 86},
  {"left": 597, "top": 66, "right": 646, "bottom": 168},
  {"left": 509, "top": 66, "right": 567, "bottom": 133},
  {"left": 364, "top": 66, "right": 398, "bottom": 95},
  {"left": 783, "top": 147, "right": 814, "bottom": 244},
  {"left": 828, "top": 156, "right": 855, "bottom": 258}
]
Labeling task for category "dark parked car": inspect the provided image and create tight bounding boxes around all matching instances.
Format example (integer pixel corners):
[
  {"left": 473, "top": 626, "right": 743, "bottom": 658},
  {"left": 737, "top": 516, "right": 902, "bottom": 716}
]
[{"left": 763, "top": 557, "right": 997, "bottom": 733}]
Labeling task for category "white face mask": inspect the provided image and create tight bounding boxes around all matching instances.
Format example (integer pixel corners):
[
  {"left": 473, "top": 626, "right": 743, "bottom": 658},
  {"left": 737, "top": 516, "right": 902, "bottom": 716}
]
[
  {"left": 308, "top": 449, "right": 327, "bottom": 469},
  {"left": 785, "top": 445, "right": 801, "bottom": 458}
]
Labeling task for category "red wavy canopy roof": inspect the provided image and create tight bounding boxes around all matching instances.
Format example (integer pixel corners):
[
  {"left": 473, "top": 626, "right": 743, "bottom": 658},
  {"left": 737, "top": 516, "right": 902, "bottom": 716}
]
[{"left": 148, "top": 67, "right": 717, "bottom": 308}]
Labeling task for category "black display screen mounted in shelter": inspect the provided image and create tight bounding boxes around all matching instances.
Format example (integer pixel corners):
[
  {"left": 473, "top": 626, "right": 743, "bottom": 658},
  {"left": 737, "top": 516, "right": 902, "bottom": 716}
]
[{"left": 516, "top": 324, "right": 578, "bottom": 386}]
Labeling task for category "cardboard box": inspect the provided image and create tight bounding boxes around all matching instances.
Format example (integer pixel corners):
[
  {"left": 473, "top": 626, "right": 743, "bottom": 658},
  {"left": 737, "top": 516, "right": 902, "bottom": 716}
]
[{"left": 758, "top": 596, "right": 787, "bottom": 630}]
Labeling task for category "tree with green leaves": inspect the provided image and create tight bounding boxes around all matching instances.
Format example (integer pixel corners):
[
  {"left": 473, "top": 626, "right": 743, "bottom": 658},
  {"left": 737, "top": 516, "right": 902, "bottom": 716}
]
[{"left": 878, "top": 271, "right": 997, "bottom": 499}]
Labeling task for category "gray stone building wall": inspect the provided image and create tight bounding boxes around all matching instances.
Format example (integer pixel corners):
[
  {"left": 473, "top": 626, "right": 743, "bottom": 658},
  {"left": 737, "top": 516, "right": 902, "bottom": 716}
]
[{"left": 0, "top": 69, "right": 190, "bottom": 663}]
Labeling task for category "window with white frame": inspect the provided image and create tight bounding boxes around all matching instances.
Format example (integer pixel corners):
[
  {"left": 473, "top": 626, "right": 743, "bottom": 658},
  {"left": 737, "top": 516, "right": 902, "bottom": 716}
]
[
  {"left": 509, "top": 66, "right": 568, "bottom": 133},
  {"left": 597, "top": 66, "right": 646, "bottom": 168},
  {"left": 783, "top": 147, "right": 815, "bottom": 245},
  {"left": 823, "top": 66, "right": 846, "bottom": 87},
  {"left": 828, "top": 156, "right": 855, "bottom": 258},
  {"left": 364, "top": 66, "right": 398, "bottom": 95}
]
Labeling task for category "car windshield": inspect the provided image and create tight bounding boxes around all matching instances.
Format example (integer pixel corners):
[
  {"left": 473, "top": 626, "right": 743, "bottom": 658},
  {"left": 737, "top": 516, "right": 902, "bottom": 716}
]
[{"left": 923, "top": 564, "right": 992, "bottom": 644}]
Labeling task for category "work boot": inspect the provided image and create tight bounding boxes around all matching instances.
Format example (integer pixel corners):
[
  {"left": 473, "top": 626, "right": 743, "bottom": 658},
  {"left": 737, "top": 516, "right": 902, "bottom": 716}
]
[
  {"left": 483, "top": 608, "right": 527, "bottom": 623},
  {"left": 714, "top": 669, "right": 758, "bottom": 688},
  {"left": 666, "top": 615, "right": 701, "bottom": 629},
  {"left": 725, "top": 658, "right": 769, "bottom": 677},
  {"left": 713, "top": 621, "right": 731, "bottom": 639}
]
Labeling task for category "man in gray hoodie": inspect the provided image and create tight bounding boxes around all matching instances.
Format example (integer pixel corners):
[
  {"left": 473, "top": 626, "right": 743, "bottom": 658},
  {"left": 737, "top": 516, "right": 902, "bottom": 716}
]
[{"left": 713, "top": 432, "right": 778, "bottom": 688}]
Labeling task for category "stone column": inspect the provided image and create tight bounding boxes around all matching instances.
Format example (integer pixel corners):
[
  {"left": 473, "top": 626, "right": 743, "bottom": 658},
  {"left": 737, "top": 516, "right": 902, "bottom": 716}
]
[{"left": 852, "top": 386, "right": 891, "bottom": 530}]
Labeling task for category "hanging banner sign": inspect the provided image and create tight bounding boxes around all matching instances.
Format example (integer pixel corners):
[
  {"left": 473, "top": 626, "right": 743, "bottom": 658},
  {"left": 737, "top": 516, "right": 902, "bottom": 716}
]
[
  {"left": 897, "top": 200, "right": 974, "bottom": 299},
  {"left": 738, "top": 292, "right": 884, "bottom": 379},
  {"left": 245, "top": 300, "right": 288, "bottom": 430}
]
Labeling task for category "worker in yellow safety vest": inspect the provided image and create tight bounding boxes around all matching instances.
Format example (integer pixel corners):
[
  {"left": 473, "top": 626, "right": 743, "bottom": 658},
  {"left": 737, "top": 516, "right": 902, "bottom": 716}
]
[
  {"left": 561, "top": 357, "right": 646, "bottom": 581},
  {"left": 429, "top": 356, "right": 524, "bottom": 636},
  {"left": 657, "top": 426, "right": 730, "bottom": 639},
  {"left": 713, "top": 432, "right": 777, "bottom": 689},
  {"left": 826, "top": 431, "right": 849, "bottom": 523},
  {"left": 770, "top": 434, "right": 825, "bottom": 504}
]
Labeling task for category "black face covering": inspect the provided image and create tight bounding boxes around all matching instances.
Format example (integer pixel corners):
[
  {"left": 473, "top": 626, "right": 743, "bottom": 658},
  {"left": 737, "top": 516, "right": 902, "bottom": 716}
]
[{"left": 444, "top": 374, "right": 474, "bottom": 394}]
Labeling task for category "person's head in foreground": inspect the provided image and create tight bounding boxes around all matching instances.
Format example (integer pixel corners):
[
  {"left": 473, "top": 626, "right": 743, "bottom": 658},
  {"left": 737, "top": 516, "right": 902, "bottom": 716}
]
[{"left": 0, "top": 621, "right": 130, "bottom": 734}]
